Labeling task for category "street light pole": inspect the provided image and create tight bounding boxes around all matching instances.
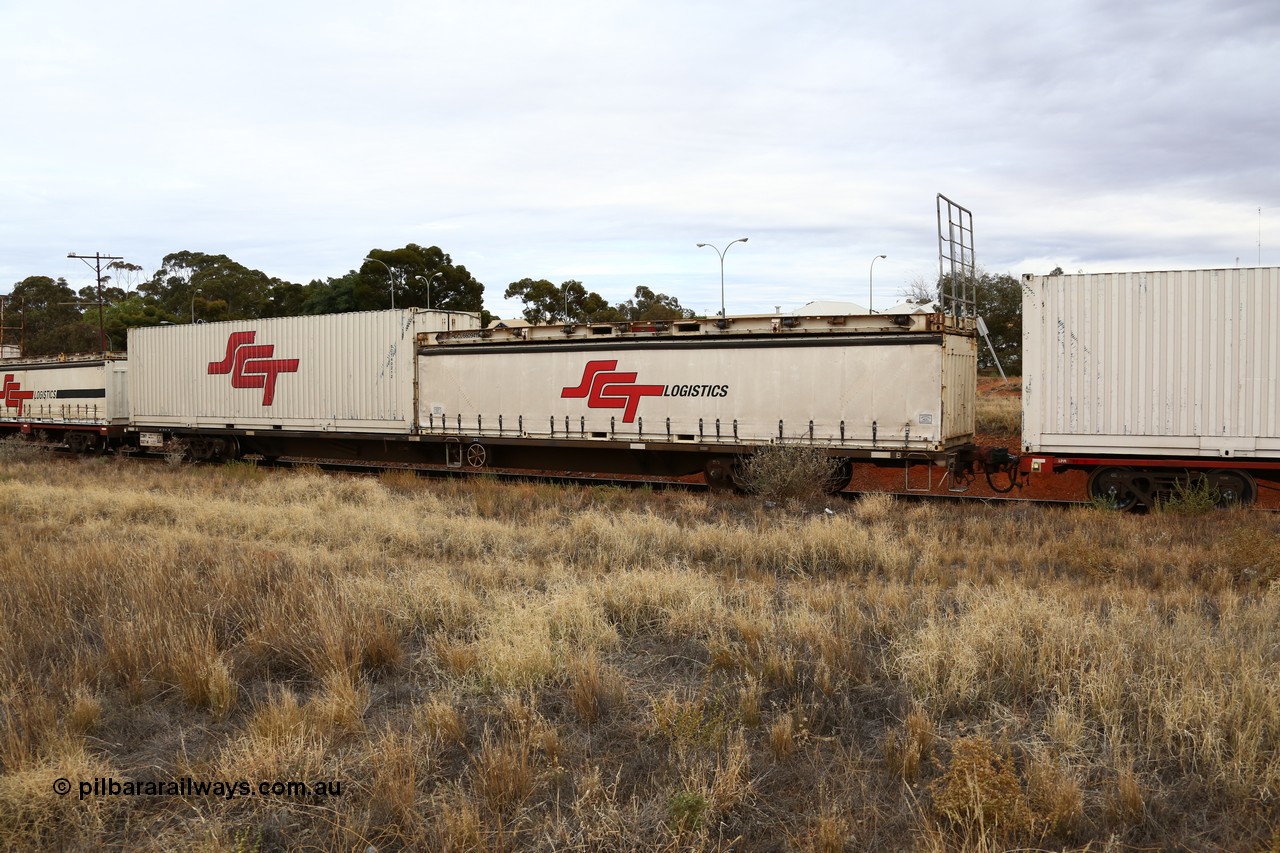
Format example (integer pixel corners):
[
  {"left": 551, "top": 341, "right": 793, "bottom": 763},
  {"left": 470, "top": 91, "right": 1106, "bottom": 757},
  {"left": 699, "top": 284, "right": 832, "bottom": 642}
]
[
  {"left": 414, "top": 272, "right": 444, "bottom": 310},
  {"left": 363, "top": 257, "right": 397, "bottom": 309},
  {"left": 191, "top": 288, "right": 201, "bottom": 323},
  {"left": 696, "top": 238, "right": 748, "bottom": 322},
  {"left": 869, "top": 254, "right": 887, "bottom": 313}
]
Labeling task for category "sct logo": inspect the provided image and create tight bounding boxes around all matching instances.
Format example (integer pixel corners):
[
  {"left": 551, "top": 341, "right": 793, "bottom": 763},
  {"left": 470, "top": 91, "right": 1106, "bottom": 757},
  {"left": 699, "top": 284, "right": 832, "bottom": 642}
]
[
  {"left": 2, "top": 374, "right": 33, "bottom": 415},
  {"left": 208, "top": 332, "right": 300, "bottom": 406},
  {"left": 561, "top": 360, "right": 664, "bottom": 423}
]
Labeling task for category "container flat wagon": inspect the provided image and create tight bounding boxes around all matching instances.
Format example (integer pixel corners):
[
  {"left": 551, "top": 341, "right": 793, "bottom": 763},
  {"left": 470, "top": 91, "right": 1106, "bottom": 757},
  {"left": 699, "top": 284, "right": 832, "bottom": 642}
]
[
  {"left": 0, "top": 355, "right": 129, "bottom": 452},
  {"left": 127, "top": 309, "right": 479, "bottom": 461},
  {"left": 414, "top": 311, "right": 977, "bottom": 486},
  {"left": 1020, "top": 267, "right": 1280, "bottom": 508}
]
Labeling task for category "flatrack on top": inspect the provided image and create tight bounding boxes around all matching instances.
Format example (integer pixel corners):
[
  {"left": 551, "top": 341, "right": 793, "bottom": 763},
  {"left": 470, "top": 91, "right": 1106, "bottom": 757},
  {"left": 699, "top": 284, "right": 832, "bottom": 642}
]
[
  {"left": 418, "top": 311, "right": 975, "bottom": 348},
  {"left": 0, "top": 352, "right": 128, "bottom": 367}
]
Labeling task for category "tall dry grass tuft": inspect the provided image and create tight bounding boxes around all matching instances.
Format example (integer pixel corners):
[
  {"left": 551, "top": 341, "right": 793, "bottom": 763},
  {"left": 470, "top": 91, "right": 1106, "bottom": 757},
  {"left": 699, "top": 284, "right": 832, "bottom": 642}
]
[
  {"left": 368, "top": 725, "right": 428, "bottom": 840},
  {"left": 167, "top": 622, "right": 238, "bottom": 719},
  {"left": 1026, "top": 750, "right": 1086, "bottom": 840},
  {"left": 429, "top": 783, "right": 485, "bottom": 852},
  {"left": 769, "top": 713, "right": 797, "bottom": 761},
  {"left": 472, "top": 729, "right": 537, "bottom": 815},
  {"left": 975, "top": 392, "right": 1021, "bottom": 437},
  {"left": 0, "top": 737, "right": 119, "bottom": 852},
  {"left": 566, "top": 650, "right": 625, "bottom": 724},
  {"left": 0, "top": 681, "right": 58, "bottom": 774},
  {"left": 885, "top": 705, "right": 936, "bottom": 784},
  {"left": 418, "top": 695, "right": 468, "bottom": 747}
]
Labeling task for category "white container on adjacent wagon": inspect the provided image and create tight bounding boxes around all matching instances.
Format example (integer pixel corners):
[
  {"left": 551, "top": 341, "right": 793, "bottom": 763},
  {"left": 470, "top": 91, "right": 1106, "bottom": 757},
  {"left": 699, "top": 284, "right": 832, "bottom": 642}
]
[{"left": 1021, "top": 267, "right": 1280, "bottom": 458}]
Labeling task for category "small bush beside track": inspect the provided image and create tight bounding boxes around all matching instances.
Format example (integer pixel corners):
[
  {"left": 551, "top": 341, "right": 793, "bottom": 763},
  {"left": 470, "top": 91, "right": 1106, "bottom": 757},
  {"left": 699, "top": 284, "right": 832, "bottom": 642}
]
[{"left": 735, "top": 444, "right": 847, "bottom": 504}]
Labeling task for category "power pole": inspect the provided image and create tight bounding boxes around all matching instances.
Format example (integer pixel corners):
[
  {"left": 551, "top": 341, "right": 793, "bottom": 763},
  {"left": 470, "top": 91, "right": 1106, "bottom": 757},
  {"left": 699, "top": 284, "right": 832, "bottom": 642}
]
[
  {"left": 68, "top": 252, "right": 123, "bottom": 353},
  {"left": 0, "top": 296, "right": 23, "bottom": 356}
]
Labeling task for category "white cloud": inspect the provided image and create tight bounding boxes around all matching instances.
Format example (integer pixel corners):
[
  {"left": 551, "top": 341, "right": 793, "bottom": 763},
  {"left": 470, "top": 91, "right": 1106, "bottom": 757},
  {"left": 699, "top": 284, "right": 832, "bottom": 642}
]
[{"left": 2, "top": 0, "right": 1278, "bottom": 314}]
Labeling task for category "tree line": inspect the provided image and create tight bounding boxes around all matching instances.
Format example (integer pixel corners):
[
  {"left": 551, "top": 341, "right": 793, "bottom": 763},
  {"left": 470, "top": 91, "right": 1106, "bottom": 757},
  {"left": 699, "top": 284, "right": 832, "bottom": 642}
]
[
  {"left": 1, "top": 245, "right": 489, "bottom": 356},
  {"left": 502, "top": 279, "right": 694, "bottom": 325},
  {"left": 2, "top": 244, "right": 1028, "bottom": 374},
  {"left": 0, "top": 244, "right": 704, "bottom": 358}
]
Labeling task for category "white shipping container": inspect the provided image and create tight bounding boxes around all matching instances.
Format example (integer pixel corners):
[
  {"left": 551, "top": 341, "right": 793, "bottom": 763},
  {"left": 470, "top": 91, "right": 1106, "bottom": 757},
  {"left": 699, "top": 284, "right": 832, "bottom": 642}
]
[
  {"left": 1022, "top": 268, "right": 1280, "bottom": 458},
  {"left": 418, "top": 328, "right": 976, "bottom": 451},
  {"left": 129, "top": 310, "right": 478, "bottom": 433},
  {"left": 0, "top": 356, "right": 128, "bottom": 425}
]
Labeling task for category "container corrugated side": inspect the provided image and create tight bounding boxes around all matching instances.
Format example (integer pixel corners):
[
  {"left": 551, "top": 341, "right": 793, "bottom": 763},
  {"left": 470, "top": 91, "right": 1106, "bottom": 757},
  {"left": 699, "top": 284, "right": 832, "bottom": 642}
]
[
  {"left": 941, "top": 331, "right": 977, "bottom": 444},
  {"left": 1022, "top": 267, "right": 1280, "bottom": 457},
  {"left": 129, "top": 309, "right": 468, "bottom": 433},
  {"left": 418, "top": 331, "right": 976, "bottom": 451},
  {"left": 0, "top": 358, "right": 128, "bottom": 424}
]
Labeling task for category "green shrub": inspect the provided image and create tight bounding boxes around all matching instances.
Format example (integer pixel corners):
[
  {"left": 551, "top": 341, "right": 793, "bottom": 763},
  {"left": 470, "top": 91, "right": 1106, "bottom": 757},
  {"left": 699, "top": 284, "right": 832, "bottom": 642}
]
[
  {"left": 1157, "top": 475, "right": 1220, "bottom": 515},
  {"left": 668, "top": 790, "right": 708, "bottom": 831}
]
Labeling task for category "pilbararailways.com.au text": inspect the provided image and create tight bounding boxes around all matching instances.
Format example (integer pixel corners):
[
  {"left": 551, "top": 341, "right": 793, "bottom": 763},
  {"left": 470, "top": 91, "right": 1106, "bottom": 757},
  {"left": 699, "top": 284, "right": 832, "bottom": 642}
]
[{"left": 56, "top": 777, "right": 344, "bottom": 801}]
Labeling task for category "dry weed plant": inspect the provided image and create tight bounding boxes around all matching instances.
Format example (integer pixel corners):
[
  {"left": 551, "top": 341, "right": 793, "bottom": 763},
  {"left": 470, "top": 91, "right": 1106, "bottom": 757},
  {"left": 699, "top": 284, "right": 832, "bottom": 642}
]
[
  {"left": 0, "top": 454, "right": 1277, "bottom": 850},
  {"left": 736, "top": 443, "right": 847, "bottom": 505}
]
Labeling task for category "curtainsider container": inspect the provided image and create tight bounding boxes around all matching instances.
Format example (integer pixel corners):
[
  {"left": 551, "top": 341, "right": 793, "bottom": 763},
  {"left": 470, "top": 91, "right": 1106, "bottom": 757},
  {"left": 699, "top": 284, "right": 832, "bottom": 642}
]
[
  {"left": 416, "top": 312, "right": 976, "bottom": 455},
  {"left": 0, "top": 355, "right": 129, "bottom": 426},
  {"left": 1021, "top": 267, "right": 1280, "bottom": 458},
  {"left": 0, "top": 354, "right": 129, "bottom": 451},
  {"left": 129, "top": 309, "right": 478, "bottom": 435}
]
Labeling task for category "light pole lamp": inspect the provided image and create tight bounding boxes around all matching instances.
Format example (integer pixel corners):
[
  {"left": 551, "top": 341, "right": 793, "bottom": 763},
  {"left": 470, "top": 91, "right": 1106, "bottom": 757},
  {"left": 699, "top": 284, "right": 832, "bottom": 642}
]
[
  {"left": 415, "top": 272, "right": 444, "bottom": 310},
  {"left": 191, "top": 287, "right": 201, "bottom": 323},
  {"left": 869, "top": 254, "right": 887, "bottom": 313},
  {"left": 363, "top": 257, "right": 397, "bottom": 309},
  {"left": 696, "top": 237, "right": 748, "bottom": 322}
]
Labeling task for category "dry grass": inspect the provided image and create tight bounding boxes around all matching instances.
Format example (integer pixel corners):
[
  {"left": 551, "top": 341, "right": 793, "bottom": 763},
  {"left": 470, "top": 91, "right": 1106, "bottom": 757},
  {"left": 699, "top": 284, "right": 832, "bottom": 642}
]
[
  {"left": 975, "top": 388, "right": 1021, "bottom": 438},
  {"left": 0, "top": 455, "right": 1278, "bottom": 850}
]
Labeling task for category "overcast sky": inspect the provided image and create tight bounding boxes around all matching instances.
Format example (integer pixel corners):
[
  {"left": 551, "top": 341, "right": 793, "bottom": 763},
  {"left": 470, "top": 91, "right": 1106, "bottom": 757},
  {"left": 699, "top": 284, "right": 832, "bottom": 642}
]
[{"left": 2, "top": 0, "right": 1277, "bottom": 318}]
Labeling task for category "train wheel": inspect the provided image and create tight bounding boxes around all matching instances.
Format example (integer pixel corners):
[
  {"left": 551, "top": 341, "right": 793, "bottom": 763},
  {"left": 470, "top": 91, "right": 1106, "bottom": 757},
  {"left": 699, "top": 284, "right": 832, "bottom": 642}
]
[
  {"left": 1206, "top": 470, "right": 1256, "bottom": 508},
  {"left": 826, "top": 458, "right": 854, "bottom": 493},
  {"left": 466, "top": 443, "right": 487, "bottom": 468},
  {"left": 704, "top": 457, "right": 737, "bottom": 491},
  {"left": 222, "top": 436, "right": 242, "bottom": 462},
  {"left": 1086, "top": 467, "right": 1139, "bottom": 511},
  {"left": 66, "top": 432, "right": 103, "bottom": 454}
]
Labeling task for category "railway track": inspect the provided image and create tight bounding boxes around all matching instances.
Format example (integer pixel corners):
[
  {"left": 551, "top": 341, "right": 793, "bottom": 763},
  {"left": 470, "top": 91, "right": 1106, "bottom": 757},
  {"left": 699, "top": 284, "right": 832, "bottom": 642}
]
[
  {"left": 18, "top": 440, "right": 1274, "bottom": 513},
  {"left": 21, "top": 443, "right": 1106, "bottom": 511}
]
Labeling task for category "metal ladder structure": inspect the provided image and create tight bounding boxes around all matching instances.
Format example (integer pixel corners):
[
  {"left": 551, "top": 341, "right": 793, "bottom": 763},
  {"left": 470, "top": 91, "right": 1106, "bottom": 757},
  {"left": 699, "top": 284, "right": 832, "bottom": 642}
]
[{"left": 937, "top": 192, "right": 1007, "bottom": 382}]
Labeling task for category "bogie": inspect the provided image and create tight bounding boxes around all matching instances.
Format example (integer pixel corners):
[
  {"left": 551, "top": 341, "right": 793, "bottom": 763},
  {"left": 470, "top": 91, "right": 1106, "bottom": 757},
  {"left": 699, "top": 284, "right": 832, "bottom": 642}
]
[{"left": 1086, "top": 466, "right": 1256, "bottom": 511}]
